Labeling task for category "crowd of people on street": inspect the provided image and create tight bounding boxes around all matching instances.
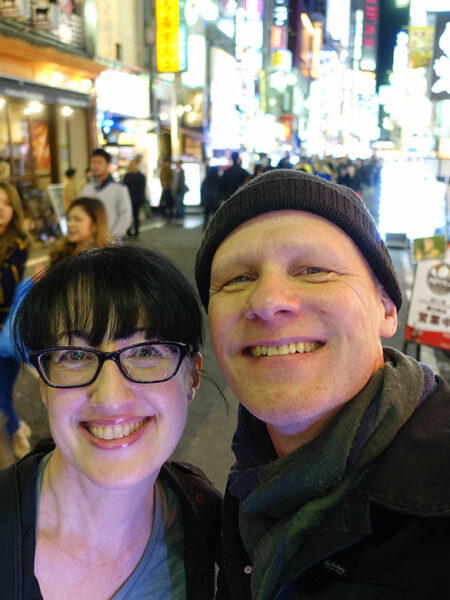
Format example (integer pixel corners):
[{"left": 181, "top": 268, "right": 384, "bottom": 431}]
[{"left": 1, "top": 151, "right": 448, "bottom": 599}]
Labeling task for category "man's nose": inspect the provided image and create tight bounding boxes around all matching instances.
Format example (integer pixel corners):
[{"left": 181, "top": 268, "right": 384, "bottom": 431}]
[
  {"left": 244, "top": 272, "right": 301, "bottom": 321},
  {"left": 89, "top": 358, "right": 133, "bottom": 409}
]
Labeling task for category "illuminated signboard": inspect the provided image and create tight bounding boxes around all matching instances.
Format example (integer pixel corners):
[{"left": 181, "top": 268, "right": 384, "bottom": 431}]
[
  {"left": 156, "top": 0, "right": 187, "bottom": 73},
  {"left": 430, "top": 13, "right": 450, "bottom": 100},
  {"left": 360, "top": 0, "right": 379, "bottom": 71},
  {"left": 271, "top": 0, "right": 288, "bottom": 49},
  {"left": 271, "top": 25, "right": 287, "bottom": 49}
]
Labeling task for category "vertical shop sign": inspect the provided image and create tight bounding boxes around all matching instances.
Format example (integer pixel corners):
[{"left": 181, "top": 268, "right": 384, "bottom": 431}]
[
  {"left": 97, "top": 0, "right": 119, "bottom": 60},
  {"left": 430, "top": 12, "right": 450, "bottom": 101},
  {"left": 156, "top": 0, "right": 187, "bottom": 72},
  {"left": 405, "top": 244, "right": 450, "bottom": 350},
  {"left": 360, "top": 0, "right": 379, "bottom": 71},
  {"left": 409, "top": 26, "right": 435, "bottom": 68}
]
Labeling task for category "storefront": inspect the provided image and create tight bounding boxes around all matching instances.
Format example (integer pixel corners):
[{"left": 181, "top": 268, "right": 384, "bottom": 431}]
[
  {"left": 0, "top": 76, "right": 92, "bottom": 188},
  {"left": 0, "top": 75, "right": 96, "bottom": 241},
  {"left": 0, "top": 29, "right": 103, "bottom": 240}
]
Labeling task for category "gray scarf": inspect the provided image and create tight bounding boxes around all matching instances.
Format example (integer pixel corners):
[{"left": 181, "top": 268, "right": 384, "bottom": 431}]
[{"left": 230, "top": 348, "right": 433, "bottom": 600}]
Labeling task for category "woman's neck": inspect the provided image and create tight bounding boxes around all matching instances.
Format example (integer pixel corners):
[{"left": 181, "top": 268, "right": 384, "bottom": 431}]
[
  {"left": 38, "top": 450, "right": 156, "bottom": 560},
  {"left": 74, "top": 240, "right": 94, "bottom": 254}
]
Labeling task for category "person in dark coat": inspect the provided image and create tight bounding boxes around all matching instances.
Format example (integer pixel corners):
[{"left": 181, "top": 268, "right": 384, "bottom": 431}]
[
  {"left": 159, "top": 157, "right": 175, "bottom": 221},
  {"left": 220, "top": 152, "right": 249, "bottom": 201},
  {"left": 123, "top": 158, "right": 147, "bottom": 238},
  {"left": 201, "top": 166, "right": 221, "bottom": 230},
  {"left": 195, "top": 169, "right": 450, "bottom": 600}
]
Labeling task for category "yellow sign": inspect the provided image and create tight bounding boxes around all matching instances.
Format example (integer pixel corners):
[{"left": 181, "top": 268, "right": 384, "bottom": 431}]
[
  {"left": 156, "top": 0, "right": 180, "bottom": 73},
  {"left": 409, "top": 26, "right": 434, "bottom": 68}
]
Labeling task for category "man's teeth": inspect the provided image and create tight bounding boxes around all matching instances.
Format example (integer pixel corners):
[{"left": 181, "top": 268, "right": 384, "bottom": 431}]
[
  {"left": 250, "top": 341, "right": 322, "bottom": 357},
  {"left": 87, "top": 418, "right": 148, "bottom": 440}
]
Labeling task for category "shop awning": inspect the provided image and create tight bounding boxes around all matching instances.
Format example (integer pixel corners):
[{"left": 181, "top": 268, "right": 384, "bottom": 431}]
[{"left": 0, "top": 75, "right": 91, "bottom": 108}]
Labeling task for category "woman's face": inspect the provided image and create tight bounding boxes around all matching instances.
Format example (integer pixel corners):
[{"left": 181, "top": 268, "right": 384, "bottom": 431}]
[
  {"left": 0, "top": 188, "right": 14, "bottom": 234},
  {"left": 67, "top": 206, "right": 96, "bottom": 246},
  {"left": 40, "top": 331, "right": 201, "bottom": 490}
]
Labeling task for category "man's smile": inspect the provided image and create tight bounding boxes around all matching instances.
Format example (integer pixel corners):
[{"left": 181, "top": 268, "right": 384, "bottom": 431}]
[{"left": 248, "top": 341, "right": 324, "bottom": 357}]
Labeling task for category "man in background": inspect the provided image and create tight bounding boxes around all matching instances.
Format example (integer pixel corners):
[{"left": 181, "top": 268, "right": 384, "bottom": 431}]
[
  {"left": 220, "top": 151, "right": 249, "bottom": 201},
  {"left": 81, "top": 148, "right": 132, "bottom": 238}
]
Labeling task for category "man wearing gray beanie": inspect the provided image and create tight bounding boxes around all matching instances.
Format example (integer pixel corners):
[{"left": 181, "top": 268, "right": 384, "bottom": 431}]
[{"left": 195, "top": 169, "right": 450, "bottom": 600}]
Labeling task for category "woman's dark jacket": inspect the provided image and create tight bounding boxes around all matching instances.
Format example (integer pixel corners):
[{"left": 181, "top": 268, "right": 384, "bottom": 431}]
[
  {"left": 218, "top": 377, "right": 450, "bottom": 599},
  {"left": 0, "top": 445, "right": 222, "bottom": 600}
]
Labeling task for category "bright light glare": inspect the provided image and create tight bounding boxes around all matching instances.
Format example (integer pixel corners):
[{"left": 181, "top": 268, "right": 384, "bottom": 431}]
[
  {"left": 301, "top": 13, "right": 314, "bottom": 35},
  {"left": 378, "top": 160, "right": 446, "bottom": 240},
  {"left": 61, "top": 106, "right": 73, "bottom": 117},
  {"left": 25, "top": 101, "right": 44, "bottom": 115},
  {"left": 0, "top": 98, "right": 5, "bottom": 108}
]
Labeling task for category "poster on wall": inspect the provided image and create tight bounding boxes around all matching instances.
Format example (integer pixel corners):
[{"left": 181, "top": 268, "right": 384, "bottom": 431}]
[{"left": 405, "top": 243, "right": 450, "bottom": 350}]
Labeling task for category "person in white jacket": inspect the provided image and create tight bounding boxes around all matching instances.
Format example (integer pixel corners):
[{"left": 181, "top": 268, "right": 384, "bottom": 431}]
[{"left": 81, "top": 148, "right": 132, "bottom": 238}]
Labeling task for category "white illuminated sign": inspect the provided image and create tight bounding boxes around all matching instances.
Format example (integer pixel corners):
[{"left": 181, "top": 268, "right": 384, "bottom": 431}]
[{"left": 96, "top": 69, "right": 150, "bottom": 118}]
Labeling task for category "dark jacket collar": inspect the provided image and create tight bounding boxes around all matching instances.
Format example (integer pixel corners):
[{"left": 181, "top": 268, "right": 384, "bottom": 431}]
[
  {"left": 368, "top": 375, "right": 450, "bottom": 515},
  {"left": 94, "top": 174, "right": 114, "bottom": 191}
]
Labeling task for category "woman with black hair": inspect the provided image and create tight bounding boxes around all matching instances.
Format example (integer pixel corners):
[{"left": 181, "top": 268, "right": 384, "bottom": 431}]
[
  {"left": 1, "top": 244, "right": 221, "bottom": 599},
  {"left": 0, "top": 182, "right": 30, "bottom": 459}
]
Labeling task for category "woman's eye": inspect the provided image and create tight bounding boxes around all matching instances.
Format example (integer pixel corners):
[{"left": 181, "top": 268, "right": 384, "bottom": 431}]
[
  {"left": 57, "top": 350, "right": 90, "bottom": 363},
  {"left": 135, "top": 346, "right": 158, "bottom": 358}
]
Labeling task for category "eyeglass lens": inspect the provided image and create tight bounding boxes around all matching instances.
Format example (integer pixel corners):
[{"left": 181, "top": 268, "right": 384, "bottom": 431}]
[{"left": 38, "top": 343, "right": 181, "bottom": 386}]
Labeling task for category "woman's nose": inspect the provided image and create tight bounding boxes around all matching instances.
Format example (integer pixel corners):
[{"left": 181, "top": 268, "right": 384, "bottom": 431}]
[
  {"left": 88, "top": 359, "right": 133, "bottom": 409},
  {"left": 244, "top": 273, "right": 302, "bottom": 321}
]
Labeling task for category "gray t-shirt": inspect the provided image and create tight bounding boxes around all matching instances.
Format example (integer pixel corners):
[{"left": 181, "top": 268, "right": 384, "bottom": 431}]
[{"left": 36, "top": 456, "right": 186, "bottom": 599}]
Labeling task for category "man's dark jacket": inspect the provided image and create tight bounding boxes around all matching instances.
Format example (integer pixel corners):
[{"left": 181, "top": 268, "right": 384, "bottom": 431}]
[
  {"left": 0, "top": 446, "right": 222, "bottom": 600},
  {"left": 220, "top": 164, "right": 249, "bottom": 200},
  {"left": 218, "top": 376, "right": 450, "bottom": 599}
]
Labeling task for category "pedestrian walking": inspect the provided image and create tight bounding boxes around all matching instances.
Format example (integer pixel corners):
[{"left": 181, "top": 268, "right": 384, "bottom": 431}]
[
  {"left": 173, "top": 160, "right": 188, "bottom": 223},
  {"left": 81, "top": 148, "right": 132, "bottom": 238},
  {"left": 201, "top": 165, "right": 221, "bottom": 230},
  {"left": 2, "top": 244, "right": 221, "bottom": 598},
  {"left": 0, "top": 183, "right": 30, "bottom": 459},
  {"left": 62, "top": 168, "right": 78, "bottom": 214},
  {"left": 159, "top": 157, "right": 175, "bottom": 222},
  {"left": 124, "top": 158, "right": 147, "bottom": 238},
  {"left": 220, "top": 152, "right": 250, "bottom": 201}
]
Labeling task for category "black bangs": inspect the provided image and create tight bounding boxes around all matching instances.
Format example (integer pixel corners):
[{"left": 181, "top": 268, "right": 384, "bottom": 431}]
[{"left": 15, "top": 244, "right": 204, "bottom": 355}]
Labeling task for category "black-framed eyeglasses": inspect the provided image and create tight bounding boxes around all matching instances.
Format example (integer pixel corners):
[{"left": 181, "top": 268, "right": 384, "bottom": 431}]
[{"left": 29, "top": 341, "right": 192, "bottom": 389}]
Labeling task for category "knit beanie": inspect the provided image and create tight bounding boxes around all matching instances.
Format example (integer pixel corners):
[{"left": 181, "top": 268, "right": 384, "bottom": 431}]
[{"left": 195, "top": 169, "right": 402, "bottom": 312}]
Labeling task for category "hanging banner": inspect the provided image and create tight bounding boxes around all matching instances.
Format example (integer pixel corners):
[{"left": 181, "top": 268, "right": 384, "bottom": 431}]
[
  {"left": 156, "top": 0, "right": 187, "bottom": 73},
  {"left": 360, "top": 0, "right": 379, "bottom": 71},
  {"left": 430, "top": 12, "right": 450, "bottom": 100},
  {"left": 405, "top": 244, "right": 450, "bottom": 350},
  {"left": 409, "top": 26, "right": 435, "bottom": 68}
]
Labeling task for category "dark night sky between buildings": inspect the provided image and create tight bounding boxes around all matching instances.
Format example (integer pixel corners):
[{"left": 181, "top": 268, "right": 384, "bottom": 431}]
[{"left": 376, "top": 0, "right": 410, "bottom": 88}]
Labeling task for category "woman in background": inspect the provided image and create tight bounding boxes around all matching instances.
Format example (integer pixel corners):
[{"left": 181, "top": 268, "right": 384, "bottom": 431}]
[
  {"left": 0, "top": 182, "right": 30, "bottom": 458},
  {"left": 50, "top": 197, "right": 110, "bottom": 264}
]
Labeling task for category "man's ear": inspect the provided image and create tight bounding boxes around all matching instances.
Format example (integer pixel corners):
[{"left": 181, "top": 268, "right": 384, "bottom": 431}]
[
  {"left": 40, "top": 379, "right": 49, "bottom": 411},
  {"left": 379, "top": 288, "right": 398, "bottom": 339},
  {"left": 187, "top": 352, "right": 202, "bottom": 404}
]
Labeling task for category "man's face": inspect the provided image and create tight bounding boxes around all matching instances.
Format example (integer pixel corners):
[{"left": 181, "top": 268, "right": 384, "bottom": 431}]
[
  {"left": 90, "top": 155, "right": 109, "bottom": 180},
  {"left": 208, "top": 211, "right": 397, "bottom": 439}
]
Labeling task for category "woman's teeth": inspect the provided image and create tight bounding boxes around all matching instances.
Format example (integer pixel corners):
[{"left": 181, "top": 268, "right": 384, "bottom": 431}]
[
  {"left": 86, "top": 418, "right": 149, "bottom": 440},
  {"left": 250, "top": 341, "right": 322, "bottom": 357}
]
